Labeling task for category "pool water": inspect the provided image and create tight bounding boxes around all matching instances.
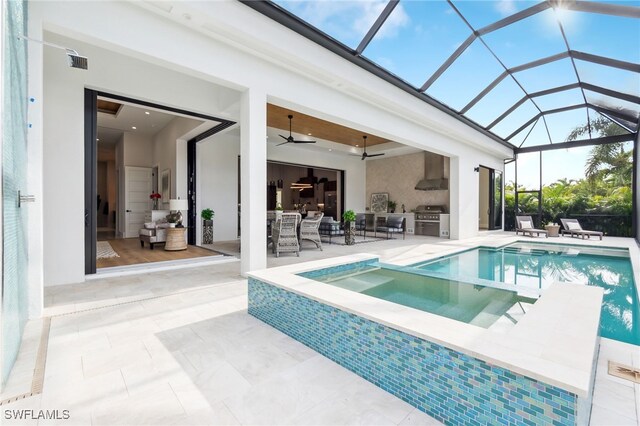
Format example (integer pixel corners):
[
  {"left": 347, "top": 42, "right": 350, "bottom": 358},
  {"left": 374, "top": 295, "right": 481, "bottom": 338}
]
[
  {"left": 305, "top": 265, "right": 537, "bottom": 330},
  {"left": 414, "top": 242, "right": 639, "bottom": 345}
]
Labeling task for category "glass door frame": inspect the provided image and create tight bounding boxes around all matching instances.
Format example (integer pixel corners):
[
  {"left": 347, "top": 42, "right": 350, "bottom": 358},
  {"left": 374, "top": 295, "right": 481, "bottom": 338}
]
[
  {"left": 489, "top": 168, "right": 503, "bottom": 230},
  {"left": 479, "top": 165, "right": 504, "bottom": 230}
]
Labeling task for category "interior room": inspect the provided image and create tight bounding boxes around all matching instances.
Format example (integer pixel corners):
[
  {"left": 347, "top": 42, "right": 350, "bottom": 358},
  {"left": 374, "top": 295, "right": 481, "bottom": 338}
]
[
  {"left": 267, "top": 162, "right": 341, "bottom": 220},
  {"left": 93, "top": 96, "right": 224, "bottom": 269}
]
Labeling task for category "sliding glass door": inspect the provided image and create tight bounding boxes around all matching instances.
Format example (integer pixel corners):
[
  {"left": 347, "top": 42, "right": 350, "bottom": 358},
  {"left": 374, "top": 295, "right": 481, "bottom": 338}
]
[{"left": 490, "top": 170, "right": 503, "bottom": 230}]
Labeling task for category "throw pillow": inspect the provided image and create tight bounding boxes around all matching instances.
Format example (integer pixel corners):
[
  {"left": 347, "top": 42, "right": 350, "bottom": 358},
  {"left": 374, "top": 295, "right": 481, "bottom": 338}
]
[
  {"left": 519, "top": 220, "right": 532, "bottom": 229},
  {"left": 567, "top": 222, "right": 582, "bottom": 231}
]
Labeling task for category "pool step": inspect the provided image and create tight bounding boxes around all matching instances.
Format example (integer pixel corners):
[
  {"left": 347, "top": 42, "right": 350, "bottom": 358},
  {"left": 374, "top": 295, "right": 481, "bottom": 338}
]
[
  {"left": 333, "top": 275, "right": 395, "bottom": 293},
  {"left": 504, "top": 247, "right": 548, "bottom": 256},
  {"left": 469, "top": 289, "right": 530, "bottom": 329}
]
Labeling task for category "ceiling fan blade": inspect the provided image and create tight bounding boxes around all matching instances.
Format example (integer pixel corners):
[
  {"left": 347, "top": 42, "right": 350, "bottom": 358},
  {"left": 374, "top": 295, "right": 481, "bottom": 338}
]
[
  {"left": 349, "top": 153, "right": 361, "bottom": 157},
  {"left": 279, "top": 134, "right": 288, "bottom": 140},
  {"left": 361, "top": 154, "right": 366, "bottom": 160},
  {"left": 293, "top": 140, "right": 316, "bottom": 144},
  {"left": 367, "top": 153, "right": 385, "bottom": 157},
  {"left": 276, "top": 141, "right": 291, "bottom": 146}
]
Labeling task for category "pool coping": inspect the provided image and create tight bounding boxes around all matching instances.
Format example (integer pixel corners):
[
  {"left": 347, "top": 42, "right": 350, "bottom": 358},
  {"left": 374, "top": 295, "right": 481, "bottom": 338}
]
[{"left": 249, "top": 252, "right": 603, "bottom": 398}]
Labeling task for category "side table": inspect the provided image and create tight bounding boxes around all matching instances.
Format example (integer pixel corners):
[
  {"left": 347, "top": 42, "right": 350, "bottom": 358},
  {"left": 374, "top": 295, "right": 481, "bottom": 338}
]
[
  {"left": 165, "top": 227, "right": 187, "bottom": 250},
  {"left": 545, "top": 224, "right": 560, "bottom": 237}
]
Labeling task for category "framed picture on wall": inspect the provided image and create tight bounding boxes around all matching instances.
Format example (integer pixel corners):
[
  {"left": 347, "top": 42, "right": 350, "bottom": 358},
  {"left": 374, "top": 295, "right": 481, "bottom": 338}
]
[
  {"left": 370, "top": 193, "right": 388, "bottom": 214},
  {"left": 161, "top": 169, "right": 171, "bottom": 203}
]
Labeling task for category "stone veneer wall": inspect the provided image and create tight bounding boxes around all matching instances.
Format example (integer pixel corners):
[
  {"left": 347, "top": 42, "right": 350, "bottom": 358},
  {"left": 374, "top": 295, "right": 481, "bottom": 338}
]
[
  {"left": 248, "top": 277, "right": 579, "bottom": 426},
  {"left": 365, "top": 152, "right": 449, "bottom": 212}
]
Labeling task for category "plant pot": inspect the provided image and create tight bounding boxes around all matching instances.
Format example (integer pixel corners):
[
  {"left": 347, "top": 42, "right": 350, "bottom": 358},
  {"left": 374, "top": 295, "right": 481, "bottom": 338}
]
[
  {"left": 169, "top": 223, "right": 176, "bottom": 228},
  {"left": 344, "top": 221, "right": 356, "bottom": 245},
  {"left": 202, "top": 219, "right": 213, "bottom": 244}
]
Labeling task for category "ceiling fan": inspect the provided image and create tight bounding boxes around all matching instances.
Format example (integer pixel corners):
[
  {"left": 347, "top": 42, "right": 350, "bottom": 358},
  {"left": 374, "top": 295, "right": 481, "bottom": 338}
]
[
  {"left": 277, "top": 115, "right": 316, "bottom": 146},
  {"left": 351, "top": 135, "right": 385, "bottom": 160}
]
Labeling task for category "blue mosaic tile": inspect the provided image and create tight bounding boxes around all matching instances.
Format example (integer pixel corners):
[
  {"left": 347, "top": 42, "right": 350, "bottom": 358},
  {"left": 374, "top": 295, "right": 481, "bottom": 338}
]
[
  {"left": 249, "top": 277, "right": 578, "bottom": 426},
  {"left": 297, "top": 258, "right": 378, "bottom": 279}
]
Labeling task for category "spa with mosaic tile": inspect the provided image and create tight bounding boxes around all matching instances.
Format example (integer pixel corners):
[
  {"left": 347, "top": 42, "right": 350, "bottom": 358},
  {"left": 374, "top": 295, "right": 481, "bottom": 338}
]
[{"left": 248, "top": 254, "right": 602, "bottom": 426}]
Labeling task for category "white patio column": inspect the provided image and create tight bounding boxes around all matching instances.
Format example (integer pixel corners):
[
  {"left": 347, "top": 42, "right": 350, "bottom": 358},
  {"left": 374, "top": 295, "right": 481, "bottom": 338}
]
[
  {"left": 240, "top": 88, "right": 267, "bottom": 275},
  {"left": 449, "top": 155, "right": 479, "bottom": 240}
]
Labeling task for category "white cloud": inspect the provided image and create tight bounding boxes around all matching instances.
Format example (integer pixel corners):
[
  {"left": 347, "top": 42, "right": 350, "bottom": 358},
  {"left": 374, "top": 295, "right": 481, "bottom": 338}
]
[
  {"left": 283, "top": 0, "right": 408, "bottom": 44},
  {"left": 495, "top": 0, "right": 517, "bottom": 16},
  {"left": 373, "top": 3, "right": 409, "bottom": 39}
]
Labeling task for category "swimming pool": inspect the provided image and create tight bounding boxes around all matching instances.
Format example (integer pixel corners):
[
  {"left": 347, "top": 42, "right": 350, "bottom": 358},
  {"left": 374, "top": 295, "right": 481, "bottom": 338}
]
[
  {"left": 304, "top": 265, "right": 537, "bottom": 330},
  {"left": 413, "top": 242, "right": 639, "bottom": 345}
]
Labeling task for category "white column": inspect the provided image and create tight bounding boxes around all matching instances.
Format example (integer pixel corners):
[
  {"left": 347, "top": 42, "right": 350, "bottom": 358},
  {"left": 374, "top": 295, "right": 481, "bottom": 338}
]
[
  {"left": 450, "top": 155, "right": 479, "bottom": 240},
  {"left": 240, "top": 88, "right": 267, "bottom": 275}
]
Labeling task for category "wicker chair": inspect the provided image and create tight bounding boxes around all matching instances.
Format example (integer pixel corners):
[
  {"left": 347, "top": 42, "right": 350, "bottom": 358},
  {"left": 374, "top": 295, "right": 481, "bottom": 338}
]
[
  {"left": 272, "top": 212, "right": 301, "bottom": 257},
  {"left": 300, "top": 213, "right": 324, "bottom": 250}
]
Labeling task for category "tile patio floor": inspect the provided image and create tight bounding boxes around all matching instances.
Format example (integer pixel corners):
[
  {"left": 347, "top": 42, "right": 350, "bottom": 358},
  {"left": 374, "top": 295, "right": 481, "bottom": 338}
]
[{"left": 1, "top": 233, "right": 638, "bottom": 425}]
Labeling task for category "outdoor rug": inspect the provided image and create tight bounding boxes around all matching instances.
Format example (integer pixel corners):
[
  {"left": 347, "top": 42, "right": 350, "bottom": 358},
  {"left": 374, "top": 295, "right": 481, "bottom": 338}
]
[
  {"left": 96, "top": 241, "right": 120, "bottom": 259},
  {"left": 325, "top": 235, "right": 388, "bottom": 246}
]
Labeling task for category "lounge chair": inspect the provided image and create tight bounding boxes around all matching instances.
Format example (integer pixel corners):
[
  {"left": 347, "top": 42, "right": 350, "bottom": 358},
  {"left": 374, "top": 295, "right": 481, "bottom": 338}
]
[
  {"left": 560, "top": 218, "right": 603, "bottom": 240},
  {"left": 515, "top": 216, "right": 547, "bottom": 238}
]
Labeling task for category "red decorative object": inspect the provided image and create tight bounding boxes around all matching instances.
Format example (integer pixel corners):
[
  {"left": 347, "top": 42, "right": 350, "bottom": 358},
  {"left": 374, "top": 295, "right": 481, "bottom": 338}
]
[{"left": 150, "top": 192, "right": 161, "bottom": 200}]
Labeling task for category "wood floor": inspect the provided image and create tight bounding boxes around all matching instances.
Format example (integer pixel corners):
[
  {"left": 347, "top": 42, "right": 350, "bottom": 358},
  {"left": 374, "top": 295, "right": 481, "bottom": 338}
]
[{"left": 96, "top": 238, "right": 222, "bottom": 269}]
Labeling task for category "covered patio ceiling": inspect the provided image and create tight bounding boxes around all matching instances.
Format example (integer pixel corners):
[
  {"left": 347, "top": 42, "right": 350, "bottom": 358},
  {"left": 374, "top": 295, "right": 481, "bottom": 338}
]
[
  {"left": 244, "top": 0, "right": 639, "bottom": 152},
  {"left": 267, "top": 103, "right": 392, "bottom": 147}
]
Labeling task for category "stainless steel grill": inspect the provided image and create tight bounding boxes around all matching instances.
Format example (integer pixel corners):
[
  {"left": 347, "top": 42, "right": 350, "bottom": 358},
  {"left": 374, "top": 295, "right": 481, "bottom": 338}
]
[{"left": 414, "top": 205, "right": 446, "bottom": 237}]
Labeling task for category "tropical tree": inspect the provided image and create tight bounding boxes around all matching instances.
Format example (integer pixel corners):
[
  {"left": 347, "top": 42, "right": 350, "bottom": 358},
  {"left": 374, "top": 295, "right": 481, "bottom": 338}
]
[
  {"left": 504, "top": 117, "right": 633, "bottom": 236},
  {"left": 566, "top": 117, "right": 632, "bottom": 185}
]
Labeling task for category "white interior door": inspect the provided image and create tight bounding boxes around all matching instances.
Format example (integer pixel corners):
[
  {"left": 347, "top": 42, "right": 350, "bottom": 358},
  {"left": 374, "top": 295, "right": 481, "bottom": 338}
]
[{"left": 125, "top": 166, "right": 152, "bottom": 238}]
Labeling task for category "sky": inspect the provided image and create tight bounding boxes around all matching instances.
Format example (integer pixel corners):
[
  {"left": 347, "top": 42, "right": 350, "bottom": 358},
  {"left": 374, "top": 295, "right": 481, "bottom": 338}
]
[{"left": 275, "top": 0, "right": 640, "bottom": 148}]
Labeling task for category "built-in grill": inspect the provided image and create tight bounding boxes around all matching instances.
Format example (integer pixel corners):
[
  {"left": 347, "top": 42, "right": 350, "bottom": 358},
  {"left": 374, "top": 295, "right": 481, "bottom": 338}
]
[{"left": 414, "top": 205, "right": 446, "bottom": 237}]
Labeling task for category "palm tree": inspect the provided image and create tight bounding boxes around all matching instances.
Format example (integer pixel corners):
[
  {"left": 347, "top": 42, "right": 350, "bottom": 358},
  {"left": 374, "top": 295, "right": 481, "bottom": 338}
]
[{"left": 566, "top": 117, "right": 632, "bottom": 185}]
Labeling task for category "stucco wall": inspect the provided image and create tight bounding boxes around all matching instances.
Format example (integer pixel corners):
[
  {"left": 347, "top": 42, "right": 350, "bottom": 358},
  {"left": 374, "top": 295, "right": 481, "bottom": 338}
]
[{"left": 366, "top": 152, "right": 450, "bottom": 213}]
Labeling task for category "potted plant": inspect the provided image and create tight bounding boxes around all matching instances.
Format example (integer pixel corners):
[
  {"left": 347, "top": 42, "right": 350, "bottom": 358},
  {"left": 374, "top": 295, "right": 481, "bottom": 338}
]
[
  {"left": 167, "top": 215, "right": 177, "bottom": 228},
  {"left": 343, "top": 210, "right": 356, "bottom": 245},
  {"left": 201, "top": 208, "right": 215, "bottom": 244},
  {"left": 388, "top": 200, "right": 397, "bottom": 213}
]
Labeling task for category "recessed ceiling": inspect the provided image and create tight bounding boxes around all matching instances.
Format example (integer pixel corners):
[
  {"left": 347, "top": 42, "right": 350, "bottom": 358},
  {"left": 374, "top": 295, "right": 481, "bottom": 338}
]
[
  {"left": 98, "top": 98, "right": 185, "bottom": 136},
  {"left": 267, "top": 103, "right": 391, "bottom": 147},
  {"left": 97, "top": 99, "right": 122, "bottom": 115}
]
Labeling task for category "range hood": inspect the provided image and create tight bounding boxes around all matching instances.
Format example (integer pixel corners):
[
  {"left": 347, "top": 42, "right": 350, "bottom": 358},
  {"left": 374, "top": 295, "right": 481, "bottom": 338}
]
[{"left": 415, "top": 152, "right": 448, "bottom": 191}]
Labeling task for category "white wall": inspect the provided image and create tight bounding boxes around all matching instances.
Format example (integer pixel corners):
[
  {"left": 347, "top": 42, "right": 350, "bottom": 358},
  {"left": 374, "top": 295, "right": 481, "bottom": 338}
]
[
  {"left": 31, "top": 0, "right": 511, "bottom": 286},
  {"left": 39, "top": 31, "right": 238, "bottom": 286},
  {"left": 196, "top": 132, "right": 240, "bottom": 243},
  {"left": 152, "top": 116, "right": 201, "bottom": 209},
  {"left": 123, "top": 133, "right": 154, "bottom": 167}
]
